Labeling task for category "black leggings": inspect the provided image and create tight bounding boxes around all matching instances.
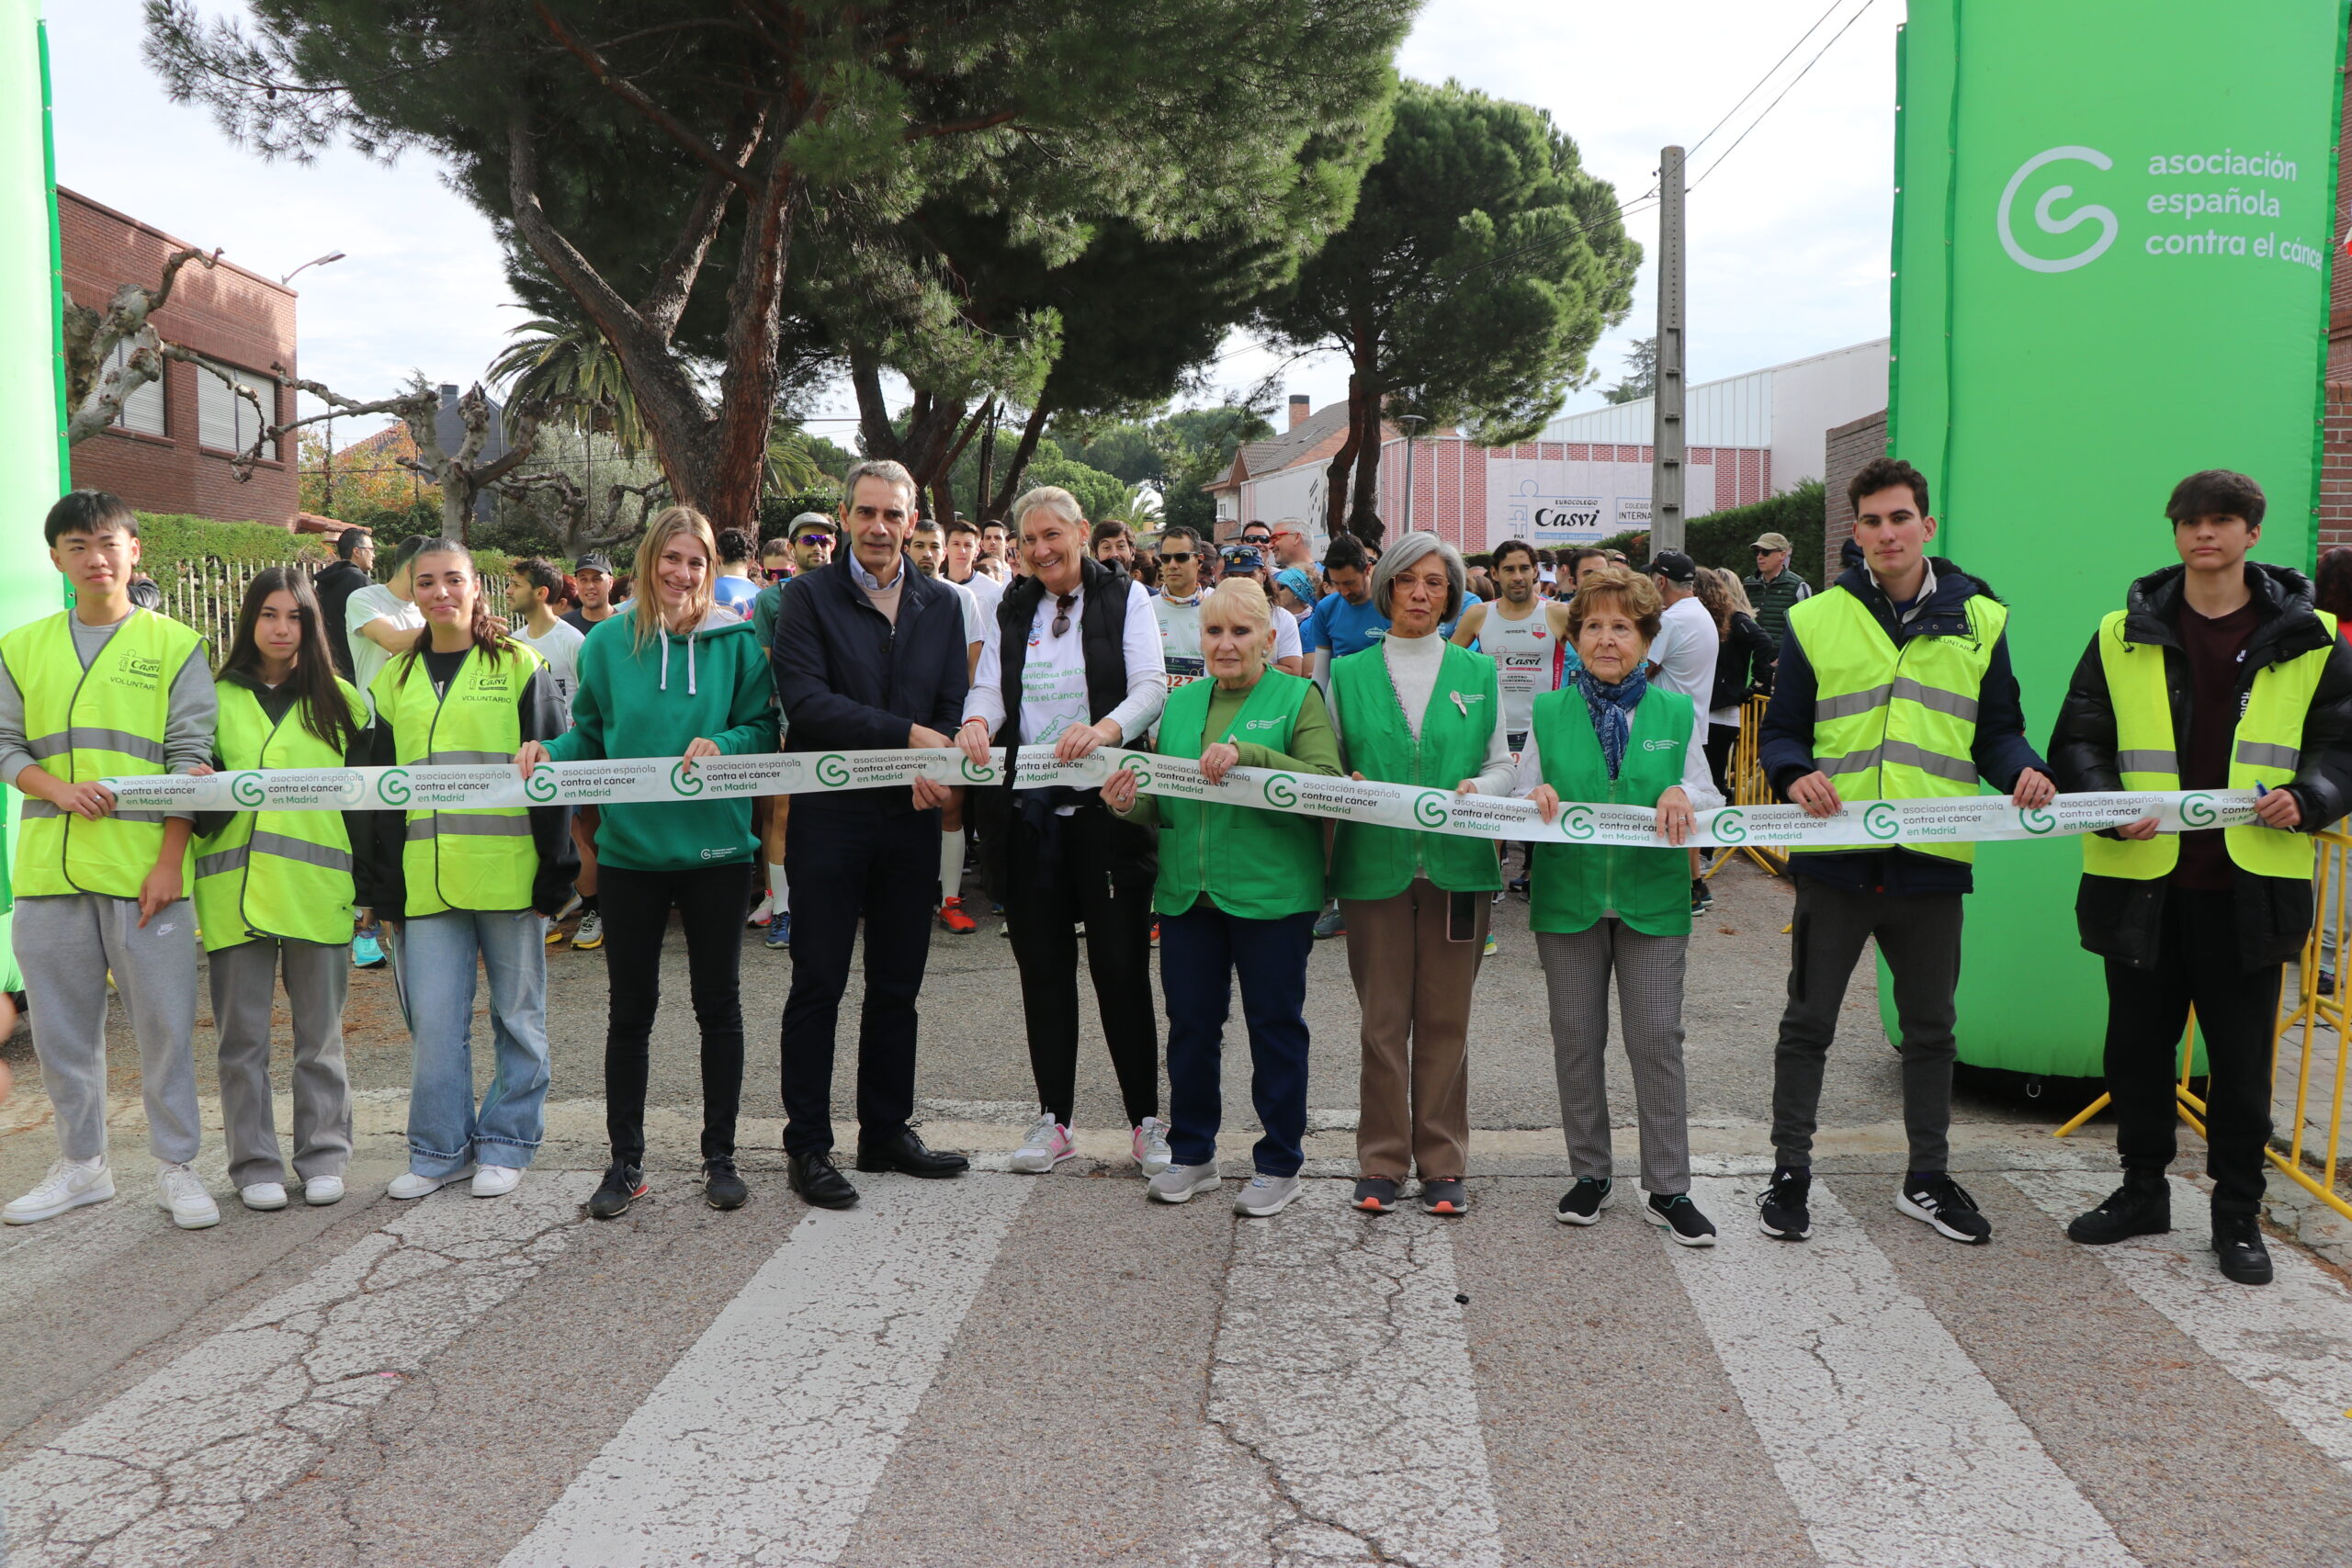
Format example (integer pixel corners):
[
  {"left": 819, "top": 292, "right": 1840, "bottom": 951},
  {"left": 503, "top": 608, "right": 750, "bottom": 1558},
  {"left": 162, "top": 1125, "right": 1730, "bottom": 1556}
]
[
  {"left": 598, "top": 861, "right": 753, "bottom": 1166},
  {"left": 1003, "top": 807, "right": 1160, "bottom": 1128}
]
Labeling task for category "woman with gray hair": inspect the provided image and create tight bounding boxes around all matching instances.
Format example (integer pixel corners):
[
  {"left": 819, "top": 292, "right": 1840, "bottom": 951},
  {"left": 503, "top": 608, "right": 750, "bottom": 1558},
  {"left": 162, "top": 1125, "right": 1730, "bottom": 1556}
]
[{"left": 1326, "top": 532, "right": 1515, "bottom": 1215}]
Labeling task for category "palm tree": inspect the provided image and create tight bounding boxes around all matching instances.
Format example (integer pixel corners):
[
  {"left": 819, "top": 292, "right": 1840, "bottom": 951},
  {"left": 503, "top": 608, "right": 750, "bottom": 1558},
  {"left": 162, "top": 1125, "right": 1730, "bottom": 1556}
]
[{"left": 488, "top": 315, "right": 650, "bottom": 457}]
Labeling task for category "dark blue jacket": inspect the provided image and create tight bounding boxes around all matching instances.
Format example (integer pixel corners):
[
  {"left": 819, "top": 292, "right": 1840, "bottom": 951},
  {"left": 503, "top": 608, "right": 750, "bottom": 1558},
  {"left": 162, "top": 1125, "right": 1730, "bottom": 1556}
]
[
  {"left": 1759, "top": 558, "right": 2046, "bottom": 896},
  {"left": 772, "top": 555, "right": 968, "bottom": 817}
]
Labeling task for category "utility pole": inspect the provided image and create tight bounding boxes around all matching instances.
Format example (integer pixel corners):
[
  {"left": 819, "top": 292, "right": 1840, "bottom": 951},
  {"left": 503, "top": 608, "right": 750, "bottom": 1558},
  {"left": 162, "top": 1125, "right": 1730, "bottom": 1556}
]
[
  {"left": 1396, "top": 413, "right": 1427, "bottom": 536},
  {"left": 1651, "top": 145, "right": 1686, "bottom": 555}
]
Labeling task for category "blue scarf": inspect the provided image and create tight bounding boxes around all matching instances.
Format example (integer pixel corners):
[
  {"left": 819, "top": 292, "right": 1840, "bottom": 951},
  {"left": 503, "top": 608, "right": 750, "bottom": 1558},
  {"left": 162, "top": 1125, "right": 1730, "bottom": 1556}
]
[{"left": 1575, "top": 668, "right": 1648, "bottom": 780}]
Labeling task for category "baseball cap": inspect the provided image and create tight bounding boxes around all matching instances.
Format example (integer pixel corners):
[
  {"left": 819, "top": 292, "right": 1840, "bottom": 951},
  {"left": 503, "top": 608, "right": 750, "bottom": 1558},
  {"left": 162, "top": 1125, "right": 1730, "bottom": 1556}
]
[
  {"left": 1750, "top": 531, "right": 1792, "bottom": 552},
  {"left": 1648, "top": 549, "right": 1699, "bottom": 584},
  {"left": 788, "top": 512, "right": 835, "bottom": 539},
  {"left": 1220, "top": 545, "right": 1264, "bottom": 573},
  {"left": 573, "top": 552, "right": 616, "bottom": 576}
]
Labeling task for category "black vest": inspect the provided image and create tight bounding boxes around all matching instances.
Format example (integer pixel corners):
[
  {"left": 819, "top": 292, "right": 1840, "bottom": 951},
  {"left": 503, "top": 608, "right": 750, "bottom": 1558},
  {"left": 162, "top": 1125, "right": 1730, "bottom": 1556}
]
[{"left": 990, "top": 555, "right": 1133, "bottom": 744}]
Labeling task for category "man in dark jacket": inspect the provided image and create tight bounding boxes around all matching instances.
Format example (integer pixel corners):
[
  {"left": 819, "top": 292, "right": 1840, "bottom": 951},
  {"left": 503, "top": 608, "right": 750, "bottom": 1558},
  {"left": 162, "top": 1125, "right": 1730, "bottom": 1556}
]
[
  {"left": 2048, "top": 469, "right": 2352, "bottom": 1286},
  {"left": 770, "top": 458, "right": 972, "bottom": 1208},
  {"left": 312, "top": 529, "right": 375, "bottom": 679},
  {"left": 1756, "top": 457, "right": 2052, "bottom": 1247}
]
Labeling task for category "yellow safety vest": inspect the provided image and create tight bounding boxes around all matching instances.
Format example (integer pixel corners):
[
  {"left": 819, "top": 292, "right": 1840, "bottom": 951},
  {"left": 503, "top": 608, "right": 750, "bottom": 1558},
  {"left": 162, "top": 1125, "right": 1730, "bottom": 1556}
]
[
  {"left": 1, "top": 609, "right": 204, "bottom": 899},
  {"left": 1786, "top": 583, "right": 2005, "bottom": 865},
  {"left": 2082, "top": 606, "right": 2334, "bottom": 881},
  {"left": 193, "top": 678, "right": 368, "bottom": 950},
  {"left": 370, "top": 642, "right": 543, "bottom": 917}
]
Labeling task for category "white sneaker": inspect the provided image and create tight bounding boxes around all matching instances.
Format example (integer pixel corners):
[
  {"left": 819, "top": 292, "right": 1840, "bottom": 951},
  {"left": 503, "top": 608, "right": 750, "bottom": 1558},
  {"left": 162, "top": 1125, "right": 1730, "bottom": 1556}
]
[
  {"left": 470, "top": 1164, "right": 523, "bottom": 1198},
  {"left": 747, "top": 895, "right": 772, "bottom": 928},
  {"left": 387, "top": 1168, "right": 470, "bottom": 1201},
  {"left": 1008, "top": 1115, "right": 1075, "bottom": 1174},
  {"left": 157, "top": 1163, "right": 221, "bottom": 1230},
  {"left": 240, "top": 1181, "right": 289, "bottom": 1211},
  {"left": 1133, "top": 1116, "right": 1174, "bottom": 1176},
  {"left": 4, "top": 1157, "right": 115, "bottom": 1224},
  {"left": 1234, "top": 1173, "right": 1303, "bottom": 1218},
  {"left": 303, "top": 1175, "right": 346, "bottom": 1206}
]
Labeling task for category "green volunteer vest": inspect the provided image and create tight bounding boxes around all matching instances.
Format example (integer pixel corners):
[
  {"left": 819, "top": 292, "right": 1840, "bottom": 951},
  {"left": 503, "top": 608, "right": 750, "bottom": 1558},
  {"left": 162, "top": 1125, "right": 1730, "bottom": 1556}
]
[
  {"left": 2082, "top": 605, "right": 2334, "bottom": 881},
  {"left": 1785, "top": 583, "right": 2006, "bottom": 865},
  {"left": 4, "top": 609, "right": 204, "bottom": 899},
  {"left": 1150, "top": 671, "right": 1326, "bottom": 920},
  {"left": 1528, "top": 684, "right": 1694, "bottom": 937},
  {"left": 371, "top": 642, "right": 542, "bottom": 918},
  {"left": 1329, "top": 640, "right": 1503, "bottom": 899},
  {"left": 194, "top": 679, "right": 368, "bottom": 950}
]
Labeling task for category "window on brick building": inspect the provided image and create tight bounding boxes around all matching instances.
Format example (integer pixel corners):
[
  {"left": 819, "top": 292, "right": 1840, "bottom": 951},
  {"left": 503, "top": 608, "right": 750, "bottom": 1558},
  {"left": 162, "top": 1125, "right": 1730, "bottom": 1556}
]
[
  {"left": 197, "top": 359, "right": 273, "bottom": 455},
  {"left": 100, "top": 339, "right": 165, "bottom": 437}
]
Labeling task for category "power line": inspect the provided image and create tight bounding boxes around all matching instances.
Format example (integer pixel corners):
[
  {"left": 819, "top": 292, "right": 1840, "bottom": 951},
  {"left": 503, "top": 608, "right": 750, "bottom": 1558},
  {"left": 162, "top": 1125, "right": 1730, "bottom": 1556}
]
[
  {"left": 1691, "top": 0, "right": 1878, "bottom": 189},
  {"left": 1686, "top": 0, "right": 1851, "bottom": 158}
]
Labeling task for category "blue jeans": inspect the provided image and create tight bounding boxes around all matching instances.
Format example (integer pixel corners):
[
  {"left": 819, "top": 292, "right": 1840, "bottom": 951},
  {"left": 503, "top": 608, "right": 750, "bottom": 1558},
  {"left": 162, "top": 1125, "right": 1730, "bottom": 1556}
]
[
  {"left": 395, "top": 909, "right": 550, "bottom": 1178},
  {"left": 1159, "top": 901, "right": 1314, "bottom": 1177}
]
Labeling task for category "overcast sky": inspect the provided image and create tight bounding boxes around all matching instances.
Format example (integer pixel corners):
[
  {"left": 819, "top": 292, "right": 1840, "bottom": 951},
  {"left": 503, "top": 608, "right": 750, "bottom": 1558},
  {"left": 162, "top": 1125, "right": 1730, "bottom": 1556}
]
[{"left": 49, "top": 0, "right": 1901, "bottom": 437}]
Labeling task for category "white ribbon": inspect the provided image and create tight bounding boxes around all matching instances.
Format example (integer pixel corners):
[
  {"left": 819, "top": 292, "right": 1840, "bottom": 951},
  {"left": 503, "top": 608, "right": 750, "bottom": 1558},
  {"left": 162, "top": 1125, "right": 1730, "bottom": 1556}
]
[{"left": 96, "top": 747, "right": 2261, "bottom": 850}]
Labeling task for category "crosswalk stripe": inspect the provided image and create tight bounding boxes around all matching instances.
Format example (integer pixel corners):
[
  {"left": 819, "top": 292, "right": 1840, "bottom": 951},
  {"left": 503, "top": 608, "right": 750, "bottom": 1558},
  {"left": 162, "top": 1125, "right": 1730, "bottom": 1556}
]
[
  {"left": 1677, "top": 1176, "right": 2141, "bottom": 1568},
  {"left": 0, "top": 1173, "right": 598, "bottom": 1568},
  {"left": 498, "top": 1173, "right": 1032, "bottom": 1568},
  {"left": 1183, "top": 1190, "right": 1506, "bottom": 1568},
  {"left": 2011, "top": 1171, "right": 2352, "bottom": 1471},
  {"left": 0, "top": 1153, "right": 232, "bottom": 1324}
]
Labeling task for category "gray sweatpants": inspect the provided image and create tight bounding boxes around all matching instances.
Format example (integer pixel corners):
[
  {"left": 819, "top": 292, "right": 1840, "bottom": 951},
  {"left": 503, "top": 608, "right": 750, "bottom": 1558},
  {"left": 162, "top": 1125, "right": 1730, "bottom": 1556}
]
[
  {"left": 16, "top": 892, "right": 201, "bottom": 1166},
  {"left": 209, "top": 937, "right": 353, "bottom": 1190},
  {"left": 1771, "top": 876, "right": 1962, "bottom": 1173},
  {"left": 1536, "top": 921, "right": 1692, "bottom": 1194}
]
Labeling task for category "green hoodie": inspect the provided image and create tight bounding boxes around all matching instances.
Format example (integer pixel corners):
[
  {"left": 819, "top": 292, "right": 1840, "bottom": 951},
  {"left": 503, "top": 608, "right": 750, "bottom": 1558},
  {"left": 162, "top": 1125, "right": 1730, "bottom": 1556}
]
[{"left": 544, "top": 606, "right": 778, "bottom": 872}]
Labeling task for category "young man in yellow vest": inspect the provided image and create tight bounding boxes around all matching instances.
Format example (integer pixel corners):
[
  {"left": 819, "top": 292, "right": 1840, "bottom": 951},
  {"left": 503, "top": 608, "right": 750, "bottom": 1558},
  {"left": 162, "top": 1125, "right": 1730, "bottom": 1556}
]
[
  {"left": 1758, "top": 457, "right": 2053, "bottom": 1247},
  {"left": 2049, "top": 469, "right": 2352, "bottom": 1286},
  {"left": 0, "top": 491, "right": 220, "bottom": 1231}
]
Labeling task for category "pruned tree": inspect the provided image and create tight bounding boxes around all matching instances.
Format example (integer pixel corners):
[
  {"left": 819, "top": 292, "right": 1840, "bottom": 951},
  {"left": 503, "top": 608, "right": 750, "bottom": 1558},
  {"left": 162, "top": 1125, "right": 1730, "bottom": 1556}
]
[
  {"left": 1255, "top": 79, "right": 1642, "bottom": 545},
  {"left": 148, "top": 0, "right": 1416, "bottom": 536},
  {"left": 61, "top": 243, "right": 265, "bottom": 446}
]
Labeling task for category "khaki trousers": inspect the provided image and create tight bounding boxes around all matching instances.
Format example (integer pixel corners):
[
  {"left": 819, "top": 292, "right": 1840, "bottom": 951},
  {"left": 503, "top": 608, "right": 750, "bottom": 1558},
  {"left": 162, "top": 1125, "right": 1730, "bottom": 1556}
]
[{"left": 1341, "top": 878, "right": 1487, "bottom": 1180}]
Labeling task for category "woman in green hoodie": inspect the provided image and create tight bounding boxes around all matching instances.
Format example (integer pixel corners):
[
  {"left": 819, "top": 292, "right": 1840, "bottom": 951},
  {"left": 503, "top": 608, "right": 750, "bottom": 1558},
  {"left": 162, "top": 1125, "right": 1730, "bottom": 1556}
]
[{"left": 516, "top": 507, "right": 777, "bottom": 1218}]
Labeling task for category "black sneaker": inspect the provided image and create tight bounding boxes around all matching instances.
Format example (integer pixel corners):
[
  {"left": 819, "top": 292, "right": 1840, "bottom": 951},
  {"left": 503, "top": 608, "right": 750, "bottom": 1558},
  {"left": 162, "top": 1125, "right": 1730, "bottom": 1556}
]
[
  {"left": 1555, "top": 1176, "right": 1614, "bottom": 1226},
  {"left": 589, "top": 1161, "right": 647, "bottom": 1220},
  {"left": 1645, "top": 1191, "right": 1718, "bottom": 1247},
  {"left": 1352, "top": 1176, "right": 1399, "bottom": 1213},
  {"left": 1508, "top": 875, "right": 1531, "bottom": 896},
  {"left": 703, "top": 1156, "right": 748, "bottom": 1211},
  {"left": 1758, "top": 1167, "right": 1811, "bottom": 1240},
  {"left": 2066, "top": 1178, "right": 2169, "bottom": 1246},
  {"left": 1897, "top": 1173, "right": 1992, "bottom": 1244},
  {"left": 1690, "top": 877, "right": 1713, "bottom": 915},
  {"left": 2212, "top": 1213, "right": 2274, "bottom": 1285},
  {"left": 1418, "top": 1178, "right": 1468, "bottom": 1215}
]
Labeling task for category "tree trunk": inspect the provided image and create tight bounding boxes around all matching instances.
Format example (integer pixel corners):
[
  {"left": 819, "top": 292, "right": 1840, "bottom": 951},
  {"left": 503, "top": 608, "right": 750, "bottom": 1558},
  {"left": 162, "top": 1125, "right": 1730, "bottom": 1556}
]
[
  {"left": 1350, "top": 393, "right": 1385, "bottom": 540},
  {"left": 1321, "top": 373, "right": 1362, "bottom": 541},
  {"left": 975, "top": 402, "right": 998, "bottom": 523},
  {"left": 697, "top": 152, "right": 802, "bottom": 533},
  {"left": 989, "top": 403, "right": 1052, "bottom": 522}
]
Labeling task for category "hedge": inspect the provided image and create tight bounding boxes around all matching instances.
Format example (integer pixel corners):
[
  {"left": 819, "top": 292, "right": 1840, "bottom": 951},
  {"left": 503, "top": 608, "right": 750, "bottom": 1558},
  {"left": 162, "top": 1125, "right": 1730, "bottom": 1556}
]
[{"left": 1595, "top": 479, "right": 1826, "bottom": 589}]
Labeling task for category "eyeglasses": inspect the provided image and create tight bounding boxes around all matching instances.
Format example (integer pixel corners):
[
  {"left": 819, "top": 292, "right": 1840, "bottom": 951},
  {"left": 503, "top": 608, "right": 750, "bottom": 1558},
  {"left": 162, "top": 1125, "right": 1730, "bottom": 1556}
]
[
  {"left": 1052, "top": 592, "right": 1077, "bottom": 637},
  {"left": 1160, "top": 551, "right": 1194, "bottom": 563}
]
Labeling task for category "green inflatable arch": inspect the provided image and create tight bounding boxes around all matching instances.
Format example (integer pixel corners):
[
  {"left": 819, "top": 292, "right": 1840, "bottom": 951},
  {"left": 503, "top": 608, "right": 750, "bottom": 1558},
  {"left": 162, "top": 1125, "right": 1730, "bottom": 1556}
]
[{"left": 1887, "top": 0, "right": 2350, "bottom": 1078}]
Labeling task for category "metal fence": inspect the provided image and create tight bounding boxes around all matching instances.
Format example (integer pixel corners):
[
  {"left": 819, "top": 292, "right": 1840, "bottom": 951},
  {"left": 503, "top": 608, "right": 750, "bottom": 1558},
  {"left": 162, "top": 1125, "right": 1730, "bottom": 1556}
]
[
  {"left": 156, "top": 555, "right": 317, "bottom": 656},
  {"left": 1706, "top": 693, "right": 1785, "bottom": 879}
]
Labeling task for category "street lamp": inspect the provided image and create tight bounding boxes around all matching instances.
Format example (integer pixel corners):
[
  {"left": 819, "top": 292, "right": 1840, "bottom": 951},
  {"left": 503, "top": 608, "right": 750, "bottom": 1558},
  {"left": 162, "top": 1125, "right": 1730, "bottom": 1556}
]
[
  {"left": 280, "top": 251, "right": 345, "bottom": 286},
  {"left": 1396, "top": 413, "right": 1428, "bottom": 536}
]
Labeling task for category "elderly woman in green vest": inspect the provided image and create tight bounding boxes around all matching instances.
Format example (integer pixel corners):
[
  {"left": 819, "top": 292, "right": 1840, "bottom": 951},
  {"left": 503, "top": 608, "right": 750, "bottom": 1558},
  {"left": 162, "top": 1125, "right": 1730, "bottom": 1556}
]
[
  {"left": 1328, "top": 531, "right": 1515, "bottom": 1217},
  {"left": 1102, "top": 578, "right": 1340, "bottom": 1220},
  {"left": 355, "top": 539, "right": 575, "bottom": 1203},
  {"left": 196, "top": 570, "right": 370, "bottom": 1213},
  {"left": 1516, "top": 565, "right": 1723, "bottom": 1247}
]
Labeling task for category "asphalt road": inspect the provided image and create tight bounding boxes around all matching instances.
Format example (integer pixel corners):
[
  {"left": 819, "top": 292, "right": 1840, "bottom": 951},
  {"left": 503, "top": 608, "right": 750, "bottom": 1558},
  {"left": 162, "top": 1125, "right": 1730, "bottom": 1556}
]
[{"left": 5, "top": 855, "right": 2352, "bottom": 1566}]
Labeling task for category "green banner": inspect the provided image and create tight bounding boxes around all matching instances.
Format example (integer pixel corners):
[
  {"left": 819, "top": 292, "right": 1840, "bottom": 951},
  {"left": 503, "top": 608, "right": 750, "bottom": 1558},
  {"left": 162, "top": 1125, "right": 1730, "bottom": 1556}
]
[{"left": 1889, "top": 0, "right": 2348, "bottom": 1076}]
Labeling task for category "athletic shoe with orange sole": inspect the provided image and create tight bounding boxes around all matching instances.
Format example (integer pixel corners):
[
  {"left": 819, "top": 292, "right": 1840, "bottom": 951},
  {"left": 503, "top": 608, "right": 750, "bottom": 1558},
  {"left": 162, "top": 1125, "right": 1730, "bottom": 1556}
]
[{"left": 937, "top": 897, "right": 978, "bottom": 934}]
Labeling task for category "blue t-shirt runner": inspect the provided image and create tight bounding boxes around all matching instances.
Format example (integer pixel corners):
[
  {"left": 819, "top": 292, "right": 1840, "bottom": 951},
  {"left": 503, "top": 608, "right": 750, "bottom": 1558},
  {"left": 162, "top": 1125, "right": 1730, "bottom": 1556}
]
[{"left": 1304, "top": 591, "right": 1391, "bottom": 660}]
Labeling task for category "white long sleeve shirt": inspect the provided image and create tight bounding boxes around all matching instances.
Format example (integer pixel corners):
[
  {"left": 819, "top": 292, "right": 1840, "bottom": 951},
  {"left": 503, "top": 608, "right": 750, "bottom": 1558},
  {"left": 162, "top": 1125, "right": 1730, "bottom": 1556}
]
[{"left": 963, "top": 577, "right": 1167, "bottom": 745}]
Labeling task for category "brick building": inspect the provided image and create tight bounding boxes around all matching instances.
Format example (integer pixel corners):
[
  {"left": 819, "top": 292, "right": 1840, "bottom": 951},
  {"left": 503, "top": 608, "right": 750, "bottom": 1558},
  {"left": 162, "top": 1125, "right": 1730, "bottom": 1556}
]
[{"left": 61, "top": 187, "right": 300, "bottom": 527}]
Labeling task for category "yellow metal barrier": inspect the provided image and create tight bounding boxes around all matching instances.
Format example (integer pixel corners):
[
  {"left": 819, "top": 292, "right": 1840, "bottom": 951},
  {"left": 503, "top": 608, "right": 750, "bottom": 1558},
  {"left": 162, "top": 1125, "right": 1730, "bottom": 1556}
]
[
  {"left": 2053, "top": 827, "right": 2352, "bottom": 1225},
  {"left": 1707, "top": 694, "right": 1785, "bottom": 879}
]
